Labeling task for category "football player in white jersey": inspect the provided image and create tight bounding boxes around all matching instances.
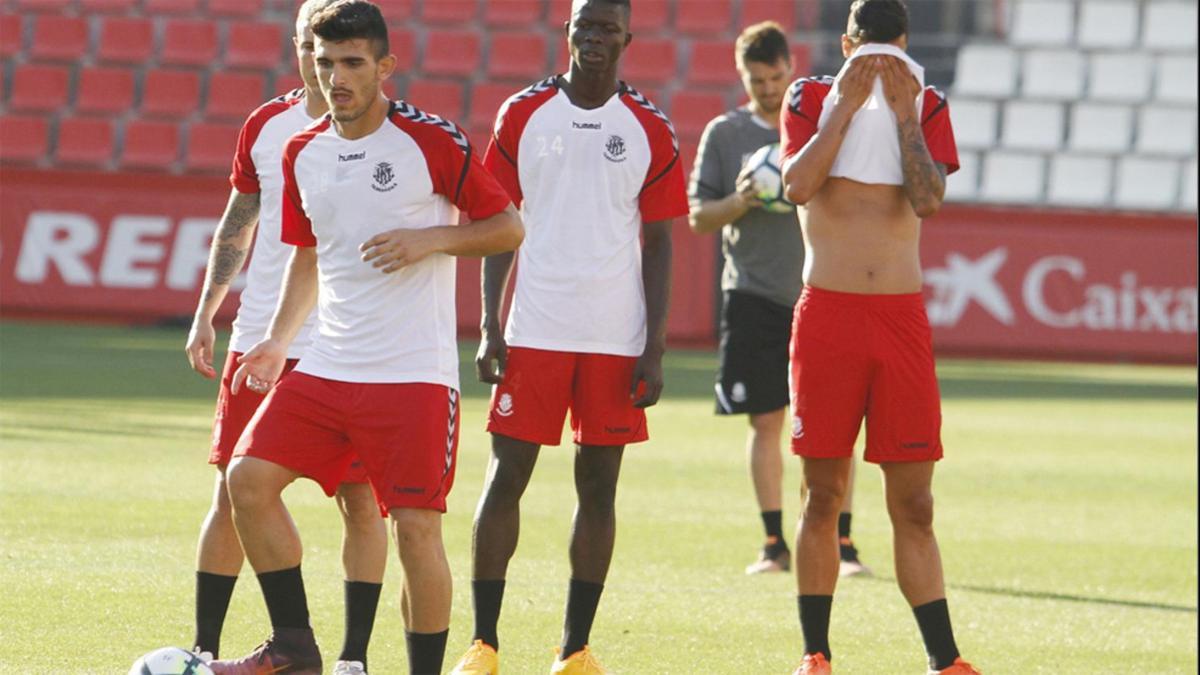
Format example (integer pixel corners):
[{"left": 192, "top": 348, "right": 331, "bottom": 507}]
[
  {"left": 208, "top": 3, "right": 523, "bottom": 674},
  {"left": 183, "top": 2, "right": 386, "bottom": 672},
  {"left": 450, "top": 1, "right": 688, "bottom": 673}
]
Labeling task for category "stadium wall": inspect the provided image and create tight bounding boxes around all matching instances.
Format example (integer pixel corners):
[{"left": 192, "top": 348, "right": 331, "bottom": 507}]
[{"left": 0, "top": 168, "right": 1194, "bottom": 363}]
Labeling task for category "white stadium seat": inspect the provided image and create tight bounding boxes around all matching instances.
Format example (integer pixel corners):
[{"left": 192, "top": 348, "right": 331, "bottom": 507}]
[
  {"left": 1022, "top": 50, "right": 1086, "bottom": 101},
  {"left": 981, "top": 151, "right": 1045, "bottom": 203},
  {"left": 1010, "top": 0, "right": 1075, "bottom": 46},
  {"left": 953, "top": 44, "right": 1018, "bottom": 98},
  {"left": 1136, "top": 106, "right": 1198, "bottom": 157},
  {"left": 1115, "top": 156, "right": 1180, "bottom": 210},
  {"left": 1155, "top": 55, "right": 1198, "bottom": 104},
  {"left": 1002, "top": 101, "right": 1064, "bottom": 150},
  {"left": 1142, "top": 1, "right": 1198, "bottom": 50},
  {"left": 1182, "top": 159, "right": 1198, "bottom": 211},
  {"left": 1078, "top": 0, "right": 1139, "bottom": 49},
  {"left": 1069, "top": 103, "right": 1134, "bottom": 153},
  {"left": 948, "top": 99, "right": 998, "bottom": 150},
  {"left": 1048, "top": 154, "right": 1113, "bottom": 207},
  {"left": 944, "top": 151, "right": 980, "bottom": 201},
  {"left": 1089, "top": 52, "right": 1153, "bottom": 102}
]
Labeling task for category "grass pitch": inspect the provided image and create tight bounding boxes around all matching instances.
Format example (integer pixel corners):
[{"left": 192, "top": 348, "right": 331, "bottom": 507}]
[{"left": 0, "top": 320, "right": 1195, "bottom": 674}]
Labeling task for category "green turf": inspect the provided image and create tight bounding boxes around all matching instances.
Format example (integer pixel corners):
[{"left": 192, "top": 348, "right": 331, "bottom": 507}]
[{"left": 0, "top": 320, "right": 1195, "bottom": 673}]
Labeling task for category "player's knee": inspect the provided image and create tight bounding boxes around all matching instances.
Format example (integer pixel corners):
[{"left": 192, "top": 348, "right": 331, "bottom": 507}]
[
  {"left": 389, "top": 508, "right": 441, "bottom": 547},
  {"left": 890, "top": 491, "right": 935, "bottom": 531},
  {"left": 574, "top": 470, "right": 619, "bottom": 513},
  {"left": 803, "top": 483, "right": 844, "bottom": 523},
  {"left": 337, "top": 485, "right": 381, "bottom": 530},
  {"left": 225, "top": 461, "right": 269, "bottom": 513}
]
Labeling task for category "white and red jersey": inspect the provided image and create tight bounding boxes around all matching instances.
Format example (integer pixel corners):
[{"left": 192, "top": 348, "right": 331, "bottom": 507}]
[
  {"left": 228, "top": 89, "right": 321, "bottom": 357},
  {"left": 484, "top": 78, "right": 689, "bottom": 357},
  {"left": 780, "top": 76, "right": 960, "bottom": 175},
  {"left": 281, "top": 101, "right": 512, "bottom": 387}
]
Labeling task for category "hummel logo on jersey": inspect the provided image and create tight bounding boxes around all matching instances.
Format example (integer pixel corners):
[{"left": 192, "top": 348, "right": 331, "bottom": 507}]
[
  {"left": 573, "top": 121, "right": 602, "bottom": 130},
  {"left": 604, "top": 135, "right": 626, "bottom": 162},
  {"left": 496, "top": 393, "right": 514, "bottom": 417},
  {"left": 339, "top": 151, "right": 366, "bottom": 162},
  {"left": 791, "top": 416, "right": 805, "bottom": 439},
  {"left": 372, "top": 161, "right": 396, "bottom": 192}
]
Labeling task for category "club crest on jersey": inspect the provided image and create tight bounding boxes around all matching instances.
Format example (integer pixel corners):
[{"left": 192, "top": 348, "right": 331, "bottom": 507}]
[
  {"left": 496, "top": 393, "right": 514, "bottom": 417},
  {"left": 603, "top": 135, "right": 626, "bottom": 163},
  {"left": 791, "top": 416, "right": 805, "bottom": 439},
  {"left": 372, "top": 161, "right": 396, "bottom": 192}
]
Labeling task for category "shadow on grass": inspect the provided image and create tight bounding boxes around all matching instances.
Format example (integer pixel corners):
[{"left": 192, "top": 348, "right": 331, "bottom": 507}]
[{"left": 861, "top": 575, "right": 1198, "bottom": 614}]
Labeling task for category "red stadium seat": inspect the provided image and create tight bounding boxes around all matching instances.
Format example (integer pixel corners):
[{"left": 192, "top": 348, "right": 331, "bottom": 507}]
[
  {"left": 273, "top": 72, "right": 304, "bottom": 95},
  {"left": 422, "top": 30, "right": 481, "bottom": 78},
  {"left": 30, "top": 15, "right": 88, "bottom": 63},
  {"left": 687, "top": 40, "right": 737, "bottom": 86},
  {"left": 790, "top": 44, "right": 811, "bottom": 80},
  {"left": 226, "top": 21, "right": 285, "bottom": 70},
  {"left": 121, "top": 120, "right": 180, "bottom": 169},
  {"left": 1, "top": 14, "right": 23, "bottom": 59},
  {"left": 143, "top": 0, "right": 200, "bottom": 14},
  {"left": 79, "top": 0, "right": 140, "bottom": 11},
  {"left": 547, "top": 0, "right": 669, "bottom": 32},
  {"left": 420, "top": 0, "right": 477, "bottom": 24},
  {"left": 206, "top": 72, "right": 267, "bottom": 121},
  {"left": 161, "top": 19, "right": 218, "bottom": 67},
  {"left": 388, "top": 27, "right": 416, "bottom": 72},
  {"left": 620, "top": 37, "right": 677, "bottom": 85},
  {"left": 208, "top": 0, "right": 263, "bottom": 17},
  {"left": 14, "top": 0, "right": 72, "bottom": 11},
  {"left": 374, "top": 0, "right": 414, "bottom": 22},
  {"left": 56, "top": 117, "right": 116, "bottom": 167},
  {"left": 405, "top": 79, "right": 466, "bottom": 122},
  {"left": 668, "top": 90, "right": 727, "bottom": 137},
  {"left": 76, "top": 66, "right": 136, "bottom": 116},
  {"left": 740, "top": 0, "right": 796, "bottom": 32},
  {"left": 677, "top": 131, "right": 701, "bottom": 181},
  {"left": 485, "top": 0, "right": 543, "bottom": 27},
  {"left": 186, "top": 121, "right": 242, "bottom": 172},
  {"left": 676, "top": 0, "right": 731, "bottom": 35},
  {"left": 799, "top": 2, "right": 820, "bottom": 29},
  {"left": 98, "top": 17, "right": 154, "bottom": 65},
  {"left": 141, "top": 69, "right": 201, "bottom": 119},
  {"left": 8, "top": 64, "right": 70, "bottom": 113},
  {"left": 488, "top": 31, "right": 549, "bottom": 81},
  {"left": 469, "top": 82, "right": 518, "bottom": 131},
  {"left": 0, "top": 114, "right": 49, "bottom": 164}
]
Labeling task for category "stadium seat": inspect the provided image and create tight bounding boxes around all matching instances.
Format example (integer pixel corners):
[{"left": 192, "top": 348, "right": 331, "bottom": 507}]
[
  {"left": 76, "top": 66, "right": 136, "bottom": 116},
  {"left": 56, "top": 117, "right": 116, "bottom": 168},
  {"left": 420, "top": 0, "right": 477, "bottom": 24},
  {"left": 207, "top": 0, "right": 263, "bottom": 17},
  {"left": 207, "top": 72, "right": 268, "bottom": 121},
  {"left": 687, "top": 40, "right": 737, "bottom": 87},
  {"left": 185, "top": 121, "right": 242, "bottom": 172},
  {"left": 1001, "top": 101, "right": 1063, "bottom": 151},
  {"left": 389, "top": 28, "right": 416, "bottom": 72},
  {"left": 485, "top": 0, "right": 543, "bottom": 27},
  {"left": 161, "top": 19, "right": 218, "bottom": 67},
  {"left": 422, "top": 30, "right": 481, "bottom": 78},
  {"left": 676, "top": 0, "right": 731, "bottom": 35},
  {"left": 1077, "top": 0, "right": 1138, "bottom": 49},
  {"left": 1047, "top": 154, "right": 1112, "bottom": 207},
  {"left": 97, "top": 17, "right": 154, "bottom": 65},
  {"left": 741, "top": 0, "right": 796, "bottom": 32},
  {"left": 141, "top": 70, "right": 201, "bottom": 119},
  {"left": 789, "top": 45, "right": 812, "bottom": 78},
  {"left": 1135, "top": 106, "right": 1197, "bottom": 157},
  {"left": 1155, "top": 55, "right": 1198, "bottom": 104},
  {"left": 226, "top": 21, "right": 285, "bottom": 70},
  {"left": 943, "top": 150, "right": 979, "bottom": 201},
  {"left": 668, "top": 91, "right": 727, "bottom": 137},
  {"left": 272, "top": 72, "right": 304, "bottom": 95},
  {"left": 1115, "top": 156, "right": 1180, "bottom": 210},
  {"left": 1, "top": 14, "right": 23, "bottom": 59},
  {"left": 1088, "top": 52, "right": 1152, "bottom": 102},
  {"left": 0, "top": 114, "right": 48, "bottom": 164},
  {"left": 488, "top": 31, "right": 549, "bottom": 81},
  {"left": 619, "top": 38, "right": 677, "bottom": 85},
  {"left": 121, "top": 120, "right": 180, "bottom": 169},
  {"left": 143, "top": 0, "right": 200, "bottom": 14},
  {"left": 947, "top": 99, "right": 997, "bottom": 151},
  {"left": 30, "top": 15, "right": 87, "bottom": 63},
  {"left": 373, "top": 0, "right": 414, "bottom": 22},
  {"left": 1021, "top": 50, "right": 1085, "bottom": 101},
  {"left": 1142, "top": 1, "right": 1198, "bottom": 50},
  {"left": 629, "top": 0, "right": 670, "bottom": 33},
  {"left": 405, "top": 79, "right": 466, "bottom": 122},
  {"left": 980, "top": 151, "right": 1045, "bottom": 203},
  {"left": 1068, "top": 103, "right": 1133, "bottom": 153},
  {"left": 80, "top": 0, "right": 140, "bottom": 11},
  {"left": 1009, "top": 0, "right": 1074, "bottom": 46},
  {"left": 8, "top": 64, "right": 70, "bottom": 113},
  {"left": 469, "top": 82, "right": 519, "bottom": 131},
  {"left": 952, "top": 45, "right": 1017, "bottom": 98},
  {"left": 14, "top": 0, "right": 71, "bottom": 10},
  {"left": 1182, "top": 159, "right": 1197, "bottom": 210}
]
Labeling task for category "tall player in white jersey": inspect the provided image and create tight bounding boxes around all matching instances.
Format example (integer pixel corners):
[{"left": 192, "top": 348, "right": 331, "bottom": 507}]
[
  {"left": 450, "top": 1, "right": 688, "bottom": 673},
  {"left": 183, "top": 2, "right": 386, "bottom": 672},
  {"left": 210, "top": 2, "right": 523, "bottom": 674}
]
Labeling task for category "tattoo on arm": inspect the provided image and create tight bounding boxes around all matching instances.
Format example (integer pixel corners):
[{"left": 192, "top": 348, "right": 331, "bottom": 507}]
[
  {"left": 204, "top": 192, "right": 260, "bottom": 298},
  {"left": 897, "top": 116, "right": 945, "bottom": 214}
]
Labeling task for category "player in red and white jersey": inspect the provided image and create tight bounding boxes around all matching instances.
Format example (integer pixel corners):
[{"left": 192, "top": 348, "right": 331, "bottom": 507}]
[
  {"left": 208, "top": 3, "right": 522, "bottom": 675},
  {"left": 450, "top": 1, "right": 687, "bottom": 673},
  {"left": 182, "top": 1, "right": 386, "bottom": 671},
  {"left": 778, "top": 2, "right": 976, "bottom": 674}
]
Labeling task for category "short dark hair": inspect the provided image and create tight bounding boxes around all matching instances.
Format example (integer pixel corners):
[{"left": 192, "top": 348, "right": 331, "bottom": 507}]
[
  {"left": 735, "top": 21, "right": 790, "bottom": 69},
  {"left": 311, "top": 0, "right": 389, "bottom": 59},
  {"left": 846, "top": 0, "right": 909, "bottom": 44}
]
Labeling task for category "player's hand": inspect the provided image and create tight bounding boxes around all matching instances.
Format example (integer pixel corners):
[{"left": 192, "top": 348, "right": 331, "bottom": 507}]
[
  {"left": 879, "top": 55, "right": 921, "bottom": 122},
  {"left": 630, "top": 347, "right": 665, "bottom": 408},
  {"left": 733, "top": 166, "right": 765, "bottom": 211},
  {"left": 474, "top": 331, "right": 508, "bottom": 384},
  {"left": 833, "top": 55, "right": 879, "bottom": 113},
  {"left": 231, "top": 338, "right": 287, "bottom": 395},
  {"left": 185, "top": 318, "right": 217, "bottom": 379},
  {"left": 360, "top": 227, "right": 446, "bottom": 273}
]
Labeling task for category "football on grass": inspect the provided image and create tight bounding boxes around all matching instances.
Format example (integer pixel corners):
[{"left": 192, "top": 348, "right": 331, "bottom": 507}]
[{"left": 128, "top": 647, "right": 214, "bottom": 675}]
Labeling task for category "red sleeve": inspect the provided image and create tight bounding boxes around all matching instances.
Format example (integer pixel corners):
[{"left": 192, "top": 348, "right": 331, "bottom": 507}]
[
  {"left": 922, "top": 87, "right": 959, "bottom": 175},
  {"left": 482, "top": 103, "right": 524, "bottom": 206},
  {"left": 414, "top": 119, "right": 512, "bottom": 222},
  {"left": 780, "top": 78, "right": 828, "bottom": 164},
  {"left": 621, "top": 90, "right": 689, "bottom": 222},
  {"left": 229, "top": 95, "right": 298, "bottom": 194},
  {"left": 279, "top": 124, "right": 324, "bottom": 247}
]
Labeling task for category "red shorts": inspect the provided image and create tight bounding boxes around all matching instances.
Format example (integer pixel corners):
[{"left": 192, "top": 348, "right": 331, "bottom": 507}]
[
  {"left": 233, "top": 372, "right": 459, "bottom": 513},
  {"left": 486, "top": 346, "right": 648, "bottom": 447},
  {"left": 210, "top": 353, "right": 369, "bottom": 483},
  {"left": 789, "top": 286, "right": 943, "bottom": 463}
]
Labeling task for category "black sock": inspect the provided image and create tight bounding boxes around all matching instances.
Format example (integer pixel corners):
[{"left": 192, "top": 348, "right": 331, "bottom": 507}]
[
  {"left": 798, "top": 595, "right": 833, "bottom": 661},
  {"left": 561, "top": 578, "right": 604, "bottom": 657},
  {"left": 339, "top": 580, "right": 382, "bottom": 669},
  {"left": 761, "top": 510, "right": 785, "bottom": 542},
  {"left": 194, "top": 571, "right": 238, "bottom": 657},
  {"left": 838, "top": 513, "right": 859, "bottom": 561},
  {"left": 913, "top": 599, "right": 960, "bottom": 670},
  {"left": 256, "top": 566, "right": 310, "bottom": 630},
  {"left": 837, "top": 512, "right": 852, "bottom": 539},
  {"left": 471, "top": 579, "right": 506, "bottom": 650},
  {"left": 406, "top": 629, "right": 449, "bottom": 675}
]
